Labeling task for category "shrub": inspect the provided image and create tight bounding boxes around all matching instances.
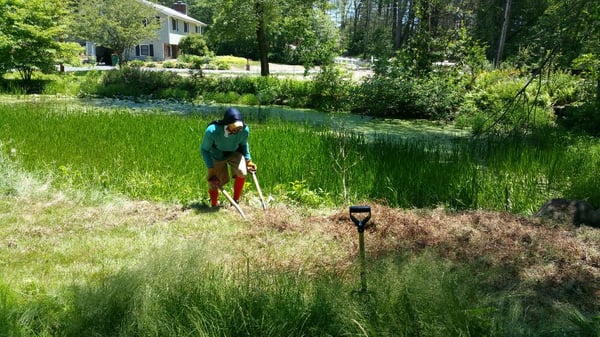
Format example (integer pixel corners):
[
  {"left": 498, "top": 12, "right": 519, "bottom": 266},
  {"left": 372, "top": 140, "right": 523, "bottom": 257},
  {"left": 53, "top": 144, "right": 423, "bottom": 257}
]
[
  {"left": 355, "top": 60, "right": 466, "bottom": 119},
  {"left": 163, "top": 61, "right": 177, "bottom": 69},
  {"left": 545, "top": 70, "right": 584, "bottom": 106},
  {"left": 128, "top": 60, "right": 145, "bottom": 68},
  {"left": 205, "top": 91, "right": 240, "bottom": 103},
  {"left": 180, "top": 55, "right": 210, "bottom": 70},
  {"left": 455, "top": 69, "right": 561, "bottom": 133},
  {"left": 310, "top": 65, "right": 354, "bottom": 112},
  {"left": 100, "top": 68, "right": 181, "bottom": 97},
  {"left": 157, "top": 88, "right": 190, "bottom": 101},
  {"left": 556, "top": 102, "right": 600, "bottom": 136},
  {"left": 214, "top": 55, "right": 248, "bottom": 67},
  {"left": 239, "top": 93, "right": 259, "bottom": 105},
  {"left": 279, "top": 79, "right": 313, "bottom": 107},
  {"left": 179, "top": 33, "right": 211, "bottom": 57},
  {"left": 215, "top": 60, "right": 230, "bottom": 70},
  {"left": 77, "top": 70, "right": 104, "bottom": 96}
]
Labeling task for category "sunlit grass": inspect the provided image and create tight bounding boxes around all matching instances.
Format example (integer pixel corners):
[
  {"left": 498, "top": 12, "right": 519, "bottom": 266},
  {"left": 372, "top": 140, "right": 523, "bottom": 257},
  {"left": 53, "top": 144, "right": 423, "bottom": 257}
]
[
  {"left": 1, "top": 145, "right": 598, "bottom": 335},
  {"left": 1, "top": 100, "right": 600, "bottom": 213}
]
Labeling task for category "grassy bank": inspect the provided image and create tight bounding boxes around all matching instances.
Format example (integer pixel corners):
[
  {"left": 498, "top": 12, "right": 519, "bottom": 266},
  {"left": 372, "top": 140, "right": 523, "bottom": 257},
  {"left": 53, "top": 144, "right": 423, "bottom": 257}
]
[{"left": 1, "top": 148, "right": 599, "bottom": 336}]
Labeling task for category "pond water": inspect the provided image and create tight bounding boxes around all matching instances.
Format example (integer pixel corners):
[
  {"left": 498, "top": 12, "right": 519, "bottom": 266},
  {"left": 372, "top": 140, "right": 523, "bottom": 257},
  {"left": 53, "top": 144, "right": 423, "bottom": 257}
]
[{"left": 4, "top": 95, "right": 471, "bottom": 145}]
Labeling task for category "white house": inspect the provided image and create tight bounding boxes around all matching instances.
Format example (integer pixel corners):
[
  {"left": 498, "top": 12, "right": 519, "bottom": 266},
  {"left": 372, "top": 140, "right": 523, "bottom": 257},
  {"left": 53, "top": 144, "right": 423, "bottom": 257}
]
[{"left": 86, "top": 0, "right": 207, "bottom": 64}]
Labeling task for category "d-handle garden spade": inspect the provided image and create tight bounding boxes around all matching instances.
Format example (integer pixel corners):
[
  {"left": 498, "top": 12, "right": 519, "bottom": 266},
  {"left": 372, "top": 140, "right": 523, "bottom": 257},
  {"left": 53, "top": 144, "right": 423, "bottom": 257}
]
[
  {"left": 250, "top": 171, "right": 267, "bottom": 211},
  {"left": 350, "top": 205, "right": 371, "bottom": 293}
]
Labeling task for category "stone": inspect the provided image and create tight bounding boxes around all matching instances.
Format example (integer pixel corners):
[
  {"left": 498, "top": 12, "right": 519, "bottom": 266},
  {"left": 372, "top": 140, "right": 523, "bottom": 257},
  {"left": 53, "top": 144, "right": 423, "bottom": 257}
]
[{"left": 535, "top": 198, "right": 600, "bottom": 227}]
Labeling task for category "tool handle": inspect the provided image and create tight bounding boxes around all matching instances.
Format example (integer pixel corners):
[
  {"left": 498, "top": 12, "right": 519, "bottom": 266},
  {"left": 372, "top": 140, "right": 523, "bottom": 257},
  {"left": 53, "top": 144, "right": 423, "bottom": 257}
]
[
  {"left": 218, "top": 184, "right": 247, "bottom": 219},
  {"left": 250, "top": 171, "right": 267, "bottom": 211},
  {"left": 349, "top": 205, "right": 371, "bottom": 230},
  {"left": 350, "top": 205, "right": 371, "bottom": 213}
]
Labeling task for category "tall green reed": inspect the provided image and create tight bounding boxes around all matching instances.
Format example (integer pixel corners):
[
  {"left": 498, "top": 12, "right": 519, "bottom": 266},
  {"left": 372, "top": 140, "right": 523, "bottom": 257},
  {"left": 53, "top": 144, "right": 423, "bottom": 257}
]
[{"left": 1, "top": 101, "right": 599, "bottom": 212}]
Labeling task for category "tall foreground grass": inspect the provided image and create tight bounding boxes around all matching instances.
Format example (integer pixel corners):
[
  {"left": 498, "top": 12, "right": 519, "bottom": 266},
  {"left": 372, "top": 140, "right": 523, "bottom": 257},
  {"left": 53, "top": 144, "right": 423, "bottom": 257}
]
[
  {"left": 1, "top": 100, "right": 599, "bottom": 212},
  {"left": 0, "top": 243, "right": 544, "bottom": 337}
]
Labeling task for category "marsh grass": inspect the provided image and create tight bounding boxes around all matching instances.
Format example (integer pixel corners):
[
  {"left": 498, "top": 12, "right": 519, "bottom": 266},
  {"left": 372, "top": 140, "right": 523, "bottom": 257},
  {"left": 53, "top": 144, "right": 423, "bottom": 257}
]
[{"left": 1, "top": 101, "right": 599, "bottom": 213}]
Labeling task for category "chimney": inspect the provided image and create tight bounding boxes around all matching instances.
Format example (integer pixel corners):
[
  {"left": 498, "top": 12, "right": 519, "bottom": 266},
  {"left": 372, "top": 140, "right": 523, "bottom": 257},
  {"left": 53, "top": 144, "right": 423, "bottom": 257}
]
[{"left": 173, "top": 1, "right": 188, "bottom": 15}]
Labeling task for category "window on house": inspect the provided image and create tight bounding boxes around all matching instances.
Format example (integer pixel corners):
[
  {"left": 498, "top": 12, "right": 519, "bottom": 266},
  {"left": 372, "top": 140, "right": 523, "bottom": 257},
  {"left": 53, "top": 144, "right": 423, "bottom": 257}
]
[
  {"left": 155, "top": 16, "right": 161, "bottom": 25},
  {"left": 140, "top": 45, "right": 149, "bottom": 56},
  {"left": 136, "top": 44, "right": 154, "bottom": 57},
  {"left": 171, "top": 18, "right": 178, "bottom": 31},
  {"left": 184, "top": 22, "right": 188, "bottom": 33}
]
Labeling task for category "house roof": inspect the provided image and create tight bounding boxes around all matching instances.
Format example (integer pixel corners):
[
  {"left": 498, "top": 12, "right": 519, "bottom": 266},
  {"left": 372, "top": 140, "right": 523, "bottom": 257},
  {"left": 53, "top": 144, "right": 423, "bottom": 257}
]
[{"left": 140, "top": 0, "right": 208, "bottom": 27}]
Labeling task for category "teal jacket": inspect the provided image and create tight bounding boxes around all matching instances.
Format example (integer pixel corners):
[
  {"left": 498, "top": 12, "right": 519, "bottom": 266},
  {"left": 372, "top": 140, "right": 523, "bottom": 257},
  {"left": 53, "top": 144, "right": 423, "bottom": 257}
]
[{"left": 201, "top": 123, "right": 251, "bottom": 168}]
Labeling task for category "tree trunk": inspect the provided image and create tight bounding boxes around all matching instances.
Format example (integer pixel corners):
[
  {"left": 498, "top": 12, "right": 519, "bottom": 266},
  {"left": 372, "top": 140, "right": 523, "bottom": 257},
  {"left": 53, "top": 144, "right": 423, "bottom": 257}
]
[
  {"left": 597, "top": 76, "right": 600, "bottom": 102},
  {"left": 363, "top": 0, "right": 371, "bottom": 59},
  {"left": 495, "top": 0, "right": 511, "bottom": 68},
  {"left": 394, "top": 0, "right": 409, "bottom": 49},
  {"left": 255, "top": 1, "right": 269, "bottom": 76}
]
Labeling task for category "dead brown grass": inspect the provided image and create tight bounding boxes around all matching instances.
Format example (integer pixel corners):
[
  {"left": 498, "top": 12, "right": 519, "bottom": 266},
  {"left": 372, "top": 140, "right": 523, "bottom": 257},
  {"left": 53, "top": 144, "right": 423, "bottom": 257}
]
[{"left": 246, "top": 202, "right": 600, "bottom": 313}]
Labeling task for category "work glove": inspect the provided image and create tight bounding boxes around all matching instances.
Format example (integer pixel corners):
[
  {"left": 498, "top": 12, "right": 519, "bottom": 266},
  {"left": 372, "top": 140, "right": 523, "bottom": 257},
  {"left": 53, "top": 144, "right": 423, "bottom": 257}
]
[{"left": 246, "top": 160, "right": 257, "bottom": 172}]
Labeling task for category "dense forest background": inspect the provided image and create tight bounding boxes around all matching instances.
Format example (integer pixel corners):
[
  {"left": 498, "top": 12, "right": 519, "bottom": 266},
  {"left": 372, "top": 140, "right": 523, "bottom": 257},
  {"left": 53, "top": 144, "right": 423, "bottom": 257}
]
[{"left": 163, "top": 0, "right": 599, "bottom": 72}]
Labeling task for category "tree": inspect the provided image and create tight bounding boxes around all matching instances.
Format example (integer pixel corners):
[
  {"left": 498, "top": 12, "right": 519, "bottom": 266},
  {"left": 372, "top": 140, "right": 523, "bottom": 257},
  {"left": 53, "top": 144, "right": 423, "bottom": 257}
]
[
  {"left": 0, "top": 0, "right": 82, "bottom": 81},
  {"left": 276, "top": 7, "right": 340, "bottom": 70},
  {"left": 71, "top": 0, "right": 160, "bottom": 64},
  {"left": 209, "top": 0, "right": 334, "bottom": 76},
  {"left": 179, "top": 33, "right": 211, "bottom": 57}
]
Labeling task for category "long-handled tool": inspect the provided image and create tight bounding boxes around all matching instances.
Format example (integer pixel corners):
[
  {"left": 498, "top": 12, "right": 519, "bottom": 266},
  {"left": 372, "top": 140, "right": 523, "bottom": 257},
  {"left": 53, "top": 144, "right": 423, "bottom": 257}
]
[
  {"left": 350, "top": 205, "right": 371, "bottom": 293},
  {"left": 214, "top": 181, "right": 246, "bottom": 219},
  {"left": 250, "top": 171, "right": 267, "bottom": 211}
]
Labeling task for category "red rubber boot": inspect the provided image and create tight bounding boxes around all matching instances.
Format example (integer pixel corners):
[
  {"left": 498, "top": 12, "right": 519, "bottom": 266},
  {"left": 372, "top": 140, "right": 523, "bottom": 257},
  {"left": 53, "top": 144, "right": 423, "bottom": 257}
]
[
  {"left": 233, "top": 176, "right": 246, "bottom": 203},
  {"left": 209, "top": 188, "right": 219, "bottom": 207}
]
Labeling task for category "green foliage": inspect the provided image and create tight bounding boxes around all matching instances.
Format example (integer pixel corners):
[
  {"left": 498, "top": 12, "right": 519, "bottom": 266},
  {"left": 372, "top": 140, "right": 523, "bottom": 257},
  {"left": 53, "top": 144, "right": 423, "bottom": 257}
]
[
  {"left": 545, "top": 70, "right": 586, "bottom": 106},
  {"left": 356, "top": 67, "right": 465, "bottom": 119},
  {"left": 98, "top": 68, "right": 181, "bottom": 97},
  {"left": 128, "top": 60, "right": 145, "bottom": 68},
  {"left": 40, "top": 74, "right": 82, "bottom": 96},
  {"left": 279, "top": 79, "right": 312, "bottom": 107},
  {"left": 454, "top": 69, "right": 564, "bottom": 133},
  {"left": 162, "top": 60, "right": 177, "bottom": 69},
  {"left": 179, "top": 33, "right": 211, "bottom": 57},
  {"left": 362, "top": 254, "right": 500, "bottom": 336},
  {"left": 208, "top": 0, "right": 339, "bottom": 75},
  {"left": 5, "top": 241, "right": 595, "bottom": 336},
  {"left": 276, "top": 8, "right": 340, "bottom": 68},
  {"left": 214, "top": 55, "right": 248, "bottom": 67},
  {"left": 556, "top": 102, "right": 600, "bottom": 137},
  {"left": 0, "top": 0, "right": 82, "bottom": 81},
  {"left": 77, "top": 70, "right": 104, "bottom": 96},
  {"left": 572, "top": 53, "right": 600, "bottom": 101},
  {"left": 309, "top": 65, "right": 354, "bottom": 112},
  {"left": 273, "top": 180, "right": 333, "bottom": 207},
  {"left": 179, "top": 54, "right": 211, "bottom": 69},
  {"left": 1, "top": 101, "right": 600, "bottom": 336}
]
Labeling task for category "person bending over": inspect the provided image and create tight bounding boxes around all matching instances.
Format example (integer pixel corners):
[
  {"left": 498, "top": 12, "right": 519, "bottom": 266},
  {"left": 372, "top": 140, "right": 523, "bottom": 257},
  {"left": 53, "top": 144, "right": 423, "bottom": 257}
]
[{"left": 201, "top": 107, "right": 257, "bottom": 207}]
